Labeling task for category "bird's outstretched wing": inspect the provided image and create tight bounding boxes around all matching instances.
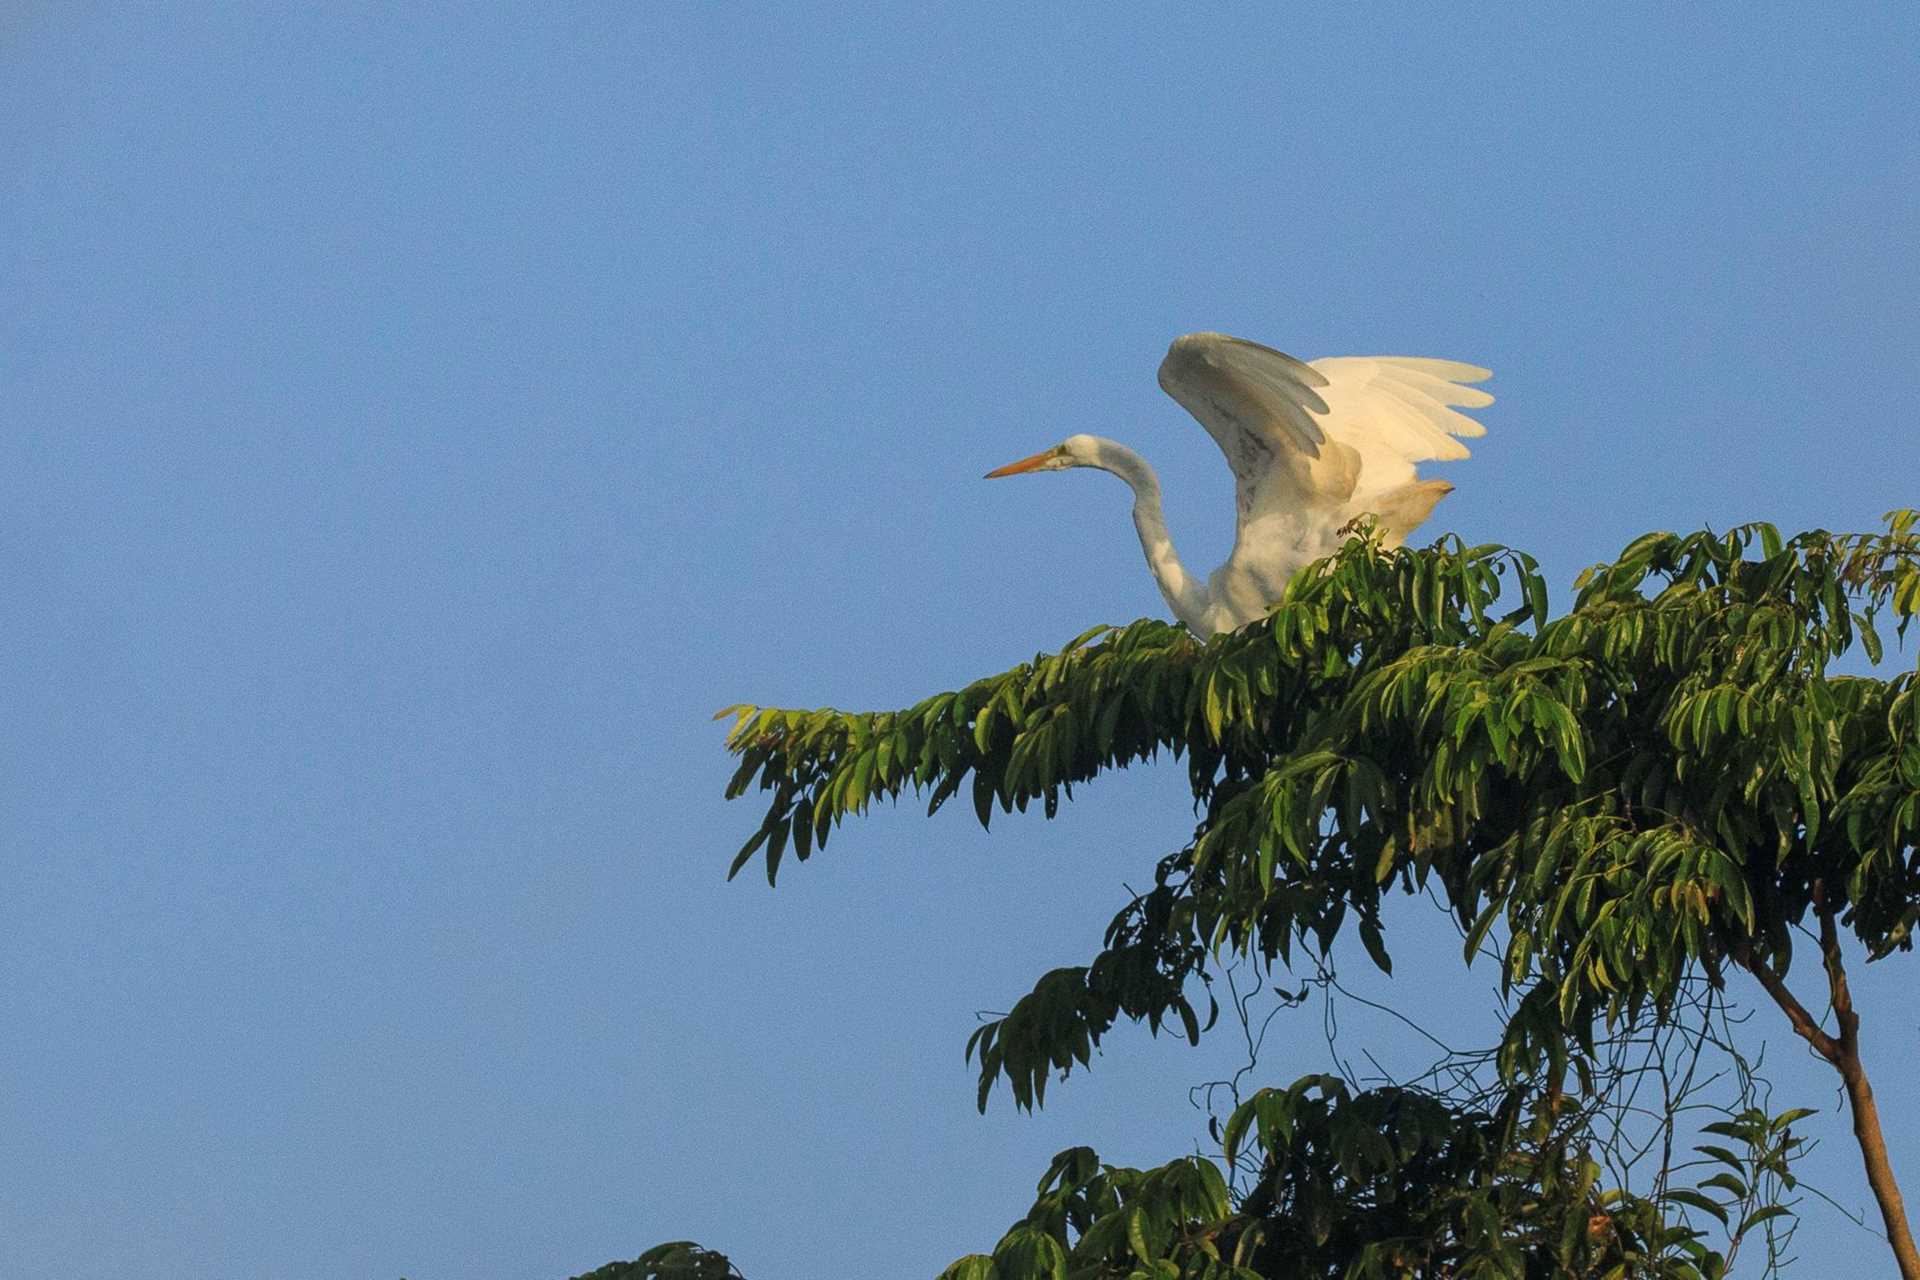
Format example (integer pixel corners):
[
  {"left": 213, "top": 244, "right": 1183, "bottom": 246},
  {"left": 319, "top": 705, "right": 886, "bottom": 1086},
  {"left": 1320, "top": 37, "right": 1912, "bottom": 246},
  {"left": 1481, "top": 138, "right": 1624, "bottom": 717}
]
[
  {"left": 1157, "top": 333, "right": 1494, "bottom": 521},
  {"left": 1304, "top": 356, "right": 1493, "bottom": 500},
  {"left": 1156, "top": 333, "right": 1361, "bottom": 521}
]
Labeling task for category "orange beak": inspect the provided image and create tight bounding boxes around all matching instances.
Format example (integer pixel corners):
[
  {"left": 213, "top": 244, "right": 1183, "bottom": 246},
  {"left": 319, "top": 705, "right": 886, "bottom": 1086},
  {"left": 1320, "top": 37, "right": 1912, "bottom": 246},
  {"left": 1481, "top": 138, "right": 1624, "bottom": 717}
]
[{"left": 983, "top": 448, "right": 1057, "bottom": 479}]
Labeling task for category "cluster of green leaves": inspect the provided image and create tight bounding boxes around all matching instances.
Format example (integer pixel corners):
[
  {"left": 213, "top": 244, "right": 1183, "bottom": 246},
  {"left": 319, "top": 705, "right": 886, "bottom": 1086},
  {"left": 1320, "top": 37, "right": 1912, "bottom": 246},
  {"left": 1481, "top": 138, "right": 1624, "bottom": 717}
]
[
  {"left": 923, "top": 1080, "right": 1809, "bottom": 1280},
  {"left": 637, "top": 513, "right": 1919, "bottom": 1278},
  {"left": 570, "top": 1242, "right": 744, "bottom": 1280},
  {"left": 719, "top": 514, "right": 1920, "bottom": 1113},
  {"left": 1664, "top": 1106, "right": 1810, "bottom": 1266}
]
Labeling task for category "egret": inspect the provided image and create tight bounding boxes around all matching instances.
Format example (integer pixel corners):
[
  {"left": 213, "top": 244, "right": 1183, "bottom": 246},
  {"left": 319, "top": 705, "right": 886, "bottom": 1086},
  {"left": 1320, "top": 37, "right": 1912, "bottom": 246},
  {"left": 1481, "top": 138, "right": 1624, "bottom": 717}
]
[{"left": 985, "top": 332, "right": 1494, "bottom": 638}]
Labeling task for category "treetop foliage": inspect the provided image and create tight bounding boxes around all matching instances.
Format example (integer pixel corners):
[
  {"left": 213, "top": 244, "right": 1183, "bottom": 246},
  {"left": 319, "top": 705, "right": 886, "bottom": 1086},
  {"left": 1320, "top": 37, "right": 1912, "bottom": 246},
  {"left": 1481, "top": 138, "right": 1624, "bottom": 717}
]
[
  {"left": 720, "top": 513, "right": 1919, "bottom": 1114},
  {"left": 668, "top": 511, "right": 1920, "bottom": 1279}
]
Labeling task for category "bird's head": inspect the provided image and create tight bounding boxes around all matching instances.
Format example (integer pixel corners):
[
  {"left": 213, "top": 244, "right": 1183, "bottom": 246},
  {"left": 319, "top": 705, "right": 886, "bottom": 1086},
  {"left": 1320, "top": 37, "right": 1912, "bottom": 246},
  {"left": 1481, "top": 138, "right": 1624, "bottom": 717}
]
[{"left": 983, "top": 434, "right": 1101, "bottom": 478}]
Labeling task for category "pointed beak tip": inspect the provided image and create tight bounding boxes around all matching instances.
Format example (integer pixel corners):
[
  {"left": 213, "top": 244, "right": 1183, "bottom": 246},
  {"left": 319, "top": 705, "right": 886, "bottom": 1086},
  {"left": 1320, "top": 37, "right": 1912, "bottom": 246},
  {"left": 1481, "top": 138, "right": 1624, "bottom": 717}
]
[{"left": 983, "top": 449, "right": 1055, "bottom": 480}]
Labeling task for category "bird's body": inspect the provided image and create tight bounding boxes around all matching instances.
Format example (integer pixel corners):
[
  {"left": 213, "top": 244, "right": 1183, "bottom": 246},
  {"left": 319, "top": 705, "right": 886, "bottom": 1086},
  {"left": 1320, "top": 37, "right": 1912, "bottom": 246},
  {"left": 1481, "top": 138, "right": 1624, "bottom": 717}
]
[{"left": 986, "top": 332, "right": 1494, "bottom": 638}]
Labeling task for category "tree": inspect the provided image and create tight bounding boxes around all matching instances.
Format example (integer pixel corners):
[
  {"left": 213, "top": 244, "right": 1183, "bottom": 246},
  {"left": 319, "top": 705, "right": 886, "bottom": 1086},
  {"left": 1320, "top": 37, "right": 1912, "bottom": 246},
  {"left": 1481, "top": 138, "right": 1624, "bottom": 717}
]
[{"left": 621, "top": 513, "right": 1920, "bottom": 1278}]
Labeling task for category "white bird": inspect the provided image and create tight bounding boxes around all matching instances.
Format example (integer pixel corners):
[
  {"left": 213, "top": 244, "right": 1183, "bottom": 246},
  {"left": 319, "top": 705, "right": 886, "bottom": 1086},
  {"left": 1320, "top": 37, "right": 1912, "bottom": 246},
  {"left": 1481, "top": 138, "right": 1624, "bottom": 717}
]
[{"left": 985, "top": 332, "right": 1494, "bottom": 638}]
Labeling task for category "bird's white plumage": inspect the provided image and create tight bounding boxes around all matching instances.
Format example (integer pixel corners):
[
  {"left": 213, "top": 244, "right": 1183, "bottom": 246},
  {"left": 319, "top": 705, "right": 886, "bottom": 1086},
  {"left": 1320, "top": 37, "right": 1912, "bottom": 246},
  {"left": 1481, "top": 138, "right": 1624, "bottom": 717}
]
[
  {"left": 986, "top": 331, "right": 1495, "bottom": 638},
  {"left": 1157, "top": 335, "right": 1492, "bottom": 515}
]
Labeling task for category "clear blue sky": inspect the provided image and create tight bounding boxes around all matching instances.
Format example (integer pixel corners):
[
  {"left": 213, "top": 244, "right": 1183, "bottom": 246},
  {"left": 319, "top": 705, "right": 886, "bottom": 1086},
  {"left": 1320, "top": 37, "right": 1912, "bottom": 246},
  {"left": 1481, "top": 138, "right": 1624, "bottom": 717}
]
[{"left": 4, "top": 6, "right": 1917, "bottom": 1278}]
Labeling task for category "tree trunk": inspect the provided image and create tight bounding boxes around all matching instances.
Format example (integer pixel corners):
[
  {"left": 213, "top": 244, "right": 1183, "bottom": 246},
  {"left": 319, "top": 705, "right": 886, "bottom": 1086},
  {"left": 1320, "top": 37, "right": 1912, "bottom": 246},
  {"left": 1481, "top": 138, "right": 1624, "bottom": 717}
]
[
  {"left": 1739, "top": 891, "right": 1920, "bottom": 1279},
  {"left": 1834, "top": 1048, "right": 1920, "bottom": 1280}
]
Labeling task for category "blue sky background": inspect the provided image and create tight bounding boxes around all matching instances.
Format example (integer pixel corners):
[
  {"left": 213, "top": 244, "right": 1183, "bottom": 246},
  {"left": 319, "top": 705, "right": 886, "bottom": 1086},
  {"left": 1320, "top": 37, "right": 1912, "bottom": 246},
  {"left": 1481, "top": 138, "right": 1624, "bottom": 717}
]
[{"left": 4, "top": 5, "right": 1918, "bottom": 1278}]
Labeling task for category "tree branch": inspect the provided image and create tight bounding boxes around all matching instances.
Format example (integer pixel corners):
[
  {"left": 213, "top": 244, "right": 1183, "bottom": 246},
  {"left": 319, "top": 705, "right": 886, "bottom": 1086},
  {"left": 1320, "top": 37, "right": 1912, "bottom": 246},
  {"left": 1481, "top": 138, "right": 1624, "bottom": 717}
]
[{"left": 1732, "top": 940, "right": 1840, "bottom": 1065}]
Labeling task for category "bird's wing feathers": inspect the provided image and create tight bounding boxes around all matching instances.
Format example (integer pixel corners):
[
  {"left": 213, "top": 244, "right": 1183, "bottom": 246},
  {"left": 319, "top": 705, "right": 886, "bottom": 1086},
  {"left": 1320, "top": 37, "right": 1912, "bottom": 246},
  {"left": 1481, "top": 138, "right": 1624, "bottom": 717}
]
[
  {"left": 1306, "top": 357, "right": 1492, "bottom": 484},
  {"left": 1156, "top": 334, "right": 1493, "bottom": 512},
  {"left": 1156, "top": 333, "right": 1358, "bottom": 513},
  {"left": 1157, "top": 334, "right": 1328, "bottom": 459}
]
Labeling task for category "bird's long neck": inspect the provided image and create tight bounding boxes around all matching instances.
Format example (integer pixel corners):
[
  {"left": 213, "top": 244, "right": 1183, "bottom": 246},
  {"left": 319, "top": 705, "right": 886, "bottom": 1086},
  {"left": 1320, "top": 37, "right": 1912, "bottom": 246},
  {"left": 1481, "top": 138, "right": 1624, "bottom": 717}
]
[{"left": 1086, "top": 438, "right": 1211, "bottom": 633}]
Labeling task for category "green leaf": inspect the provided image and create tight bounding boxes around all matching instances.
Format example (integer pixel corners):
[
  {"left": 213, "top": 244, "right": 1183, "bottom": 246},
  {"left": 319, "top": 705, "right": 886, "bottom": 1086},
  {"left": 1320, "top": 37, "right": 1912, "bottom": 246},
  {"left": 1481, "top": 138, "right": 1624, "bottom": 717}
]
[
  {"left": 1859, "top": 612, "right": 1885, "bottom": 664},
  {"left": 1699, "top": 1171, "right": 1748, "bottom": 1199},
  {"left": 974, "top": 699, "right": 999, "bottom": 754},
  {"left": 1462, "top": 900, "right": 1503, "bottom": 963},
  {"left": 1359, "top": 916, "right": 1392, "bottom": 975},
  {"left": 1222, "top": 1103, "right": 1254, "bottom": 1166},
  {"left": 1372, "top": 836, "right": 1400, "bottom": 885},
  {"left": 764, "top": 816, "right": 789, "bottom": 885},
  {"left": 1701, "top": 1118, "right": 1762, "bottom": 1143},
  {"left": 1127, "top": 1204, "right": 1155, "bottom": 1264},
  {"left": 1524, "top": 571, "right": 1549, "bottom": 629},
  {"left": 1666, "top": 1188, "right": 1730, "bottom": 1225},
  {"left": 1203, "top": 672, "right": 1229, "bottom": 743},
  {"left": 726, "top": 825, "right": 770, "bottom": 881},
  {"left": 1737, "top": 1204, "right": 1794, "bottom": 1235},
  {"left": 1693, "top": 1144, "right": 1745, "bottom": 1172}
]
